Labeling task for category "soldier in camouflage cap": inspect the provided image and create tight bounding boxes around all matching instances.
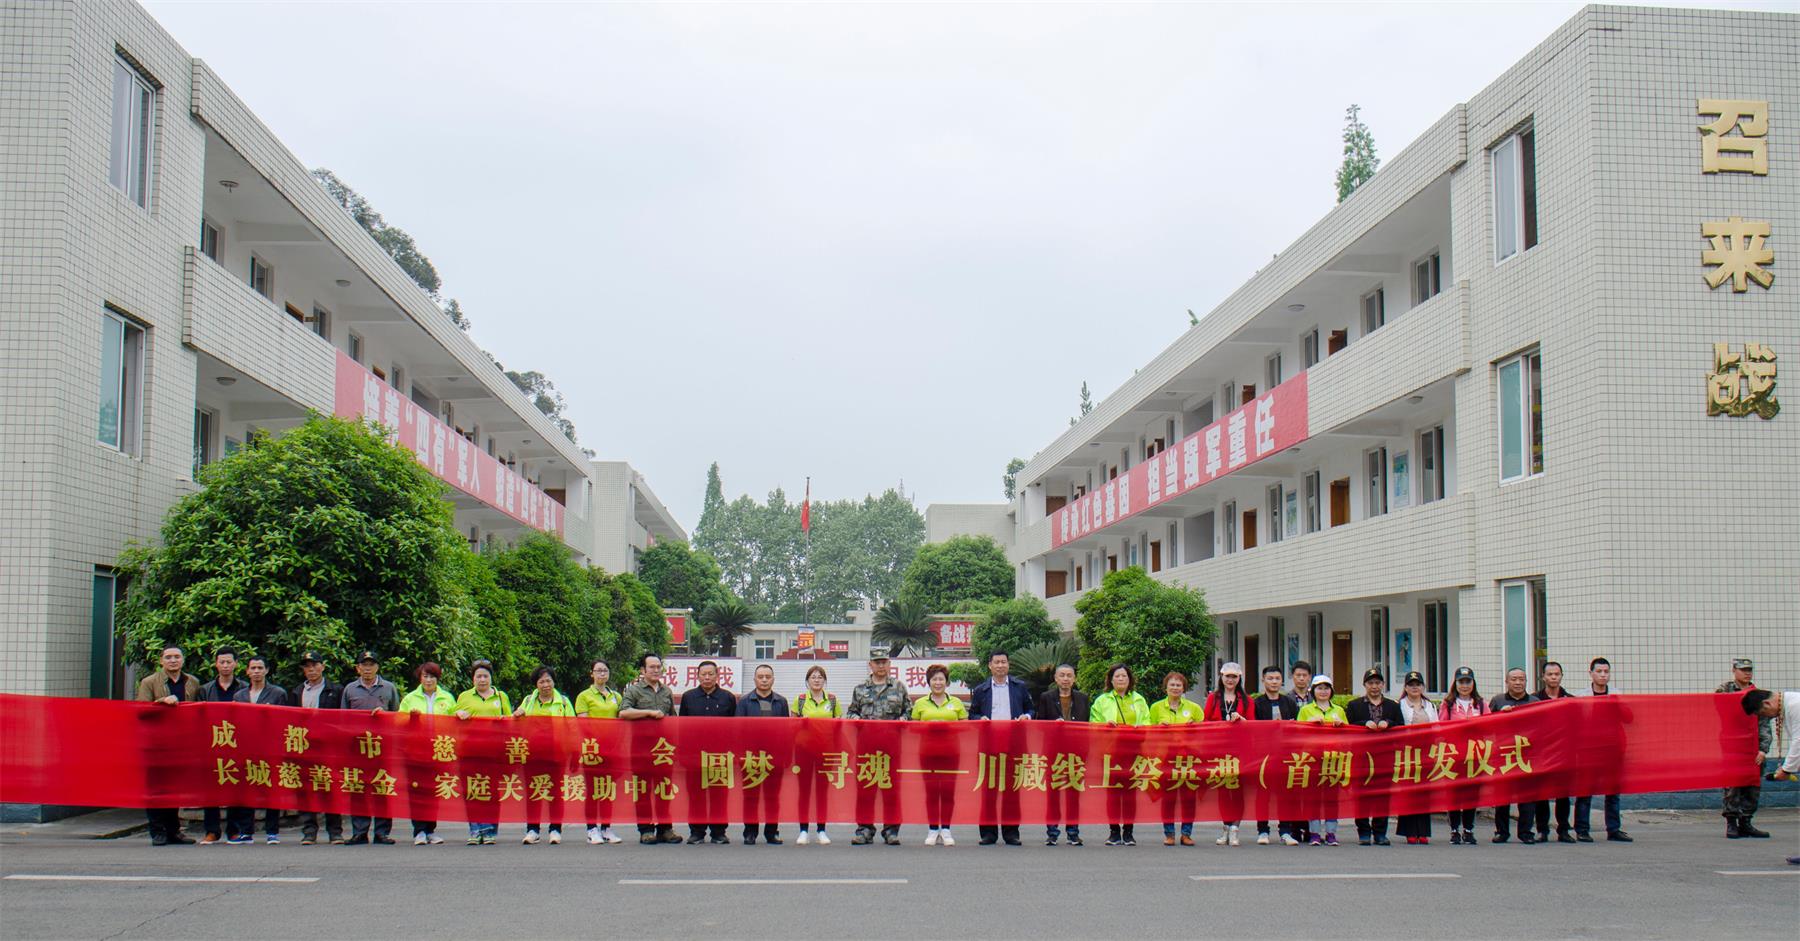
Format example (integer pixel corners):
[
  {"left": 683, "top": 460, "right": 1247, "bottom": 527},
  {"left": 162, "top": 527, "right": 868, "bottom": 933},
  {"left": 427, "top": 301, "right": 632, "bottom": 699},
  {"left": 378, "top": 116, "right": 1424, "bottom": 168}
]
[{"left": 1717, "top": 658, "right": 1772, "bottom": 839}]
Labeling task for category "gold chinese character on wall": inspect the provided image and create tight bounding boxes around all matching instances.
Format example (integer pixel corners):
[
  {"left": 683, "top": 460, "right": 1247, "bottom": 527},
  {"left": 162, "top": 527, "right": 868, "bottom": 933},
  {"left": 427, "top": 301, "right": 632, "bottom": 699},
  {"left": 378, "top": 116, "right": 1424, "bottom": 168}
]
[
  {"left": 1702, "top": 217, "right": 1774, "bottom": 292},
  {"left": 1697, "top": 99, "right": 1769, "bottom": 175},
  {"left": 1706, "top": 342, "right": 1779, "bottom": 419}
]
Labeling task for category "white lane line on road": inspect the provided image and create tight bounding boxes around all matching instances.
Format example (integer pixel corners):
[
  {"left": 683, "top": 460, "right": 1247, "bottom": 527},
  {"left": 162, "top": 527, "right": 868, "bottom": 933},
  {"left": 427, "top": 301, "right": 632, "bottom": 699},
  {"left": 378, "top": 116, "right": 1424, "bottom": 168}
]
[
  {"left": 1714, "top": 870, "right": 1800, "bottom": 877},
  {"left": 620, "top": 878, "right": 908, "bottom": 886},
  {"left": 1191, "top": 873, "right": 1462, "bottom": 882},
  {"left": 4, "top": 875, "right": 318, "bottom": 884}
]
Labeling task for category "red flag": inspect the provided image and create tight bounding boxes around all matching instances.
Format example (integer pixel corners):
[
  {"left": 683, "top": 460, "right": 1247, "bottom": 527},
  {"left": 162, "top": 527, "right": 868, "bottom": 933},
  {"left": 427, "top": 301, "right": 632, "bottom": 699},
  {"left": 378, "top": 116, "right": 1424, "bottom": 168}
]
[{"left": 801, "top": 478, "right": 810, "bottom": 533}]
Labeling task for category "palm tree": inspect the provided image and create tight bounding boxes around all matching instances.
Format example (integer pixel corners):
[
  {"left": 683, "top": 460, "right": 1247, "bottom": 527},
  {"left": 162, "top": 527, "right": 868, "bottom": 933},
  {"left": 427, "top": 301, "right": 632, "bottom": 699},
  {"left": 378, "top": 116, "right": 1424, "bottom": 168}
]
[
  {"left": 872, "top": 598, "right": 937, "bottom": 658},
  {"left": 1009, "top": 635, "right": 1079, "bottom": 698},
  {"left": 700, "top": 598, "right": 756, "bottom": 657}
]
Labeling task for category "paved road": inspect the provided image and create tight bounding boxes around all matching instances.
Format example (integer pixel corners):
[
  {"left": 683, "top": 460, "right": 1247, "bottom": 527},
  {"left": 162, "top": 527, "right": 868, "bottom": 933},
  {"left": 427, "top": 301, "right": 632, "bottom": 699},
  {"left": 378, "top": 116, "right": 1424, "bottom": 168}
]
[{"left": 3, "top": 810, "right": 1795, "bottom": 939}]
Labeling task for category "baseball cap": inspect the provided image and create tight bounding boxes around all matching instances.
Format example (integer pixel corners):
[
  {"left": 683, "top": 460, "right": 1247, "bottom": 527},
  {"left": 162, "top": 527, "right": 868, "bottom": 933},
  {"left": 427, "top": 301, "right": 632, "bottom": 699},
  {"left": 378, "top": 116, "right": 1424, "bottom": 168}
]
[
  {"left": 356, "top": 649, "right": 379, "bottom": 664},
  {"left": 298, "top": 650, "right": 323, "bottom": 664},
  {"left": 1310, "top": 675, "right": 1333, "bottom": 689},
  {"left": 1453, "top": 666, "right": 1475, "bottom": 681},
  {"left": 1403, "top": 670, "right": 1424, "bottom": 686},
  {"left": 1362, "top": 667, "right": 1385, "bottom": 683}
]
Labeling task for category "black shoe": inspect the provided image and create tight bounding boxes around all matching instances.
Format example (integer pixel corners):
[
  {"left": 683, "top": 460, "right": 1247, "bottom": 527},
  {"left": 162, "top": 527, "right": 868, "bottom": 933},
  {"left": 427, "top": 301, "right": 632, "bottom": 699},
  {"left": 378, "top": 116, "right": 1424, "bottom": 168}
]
[
  {"left": 167, "top": 831, "right": 196, "bottom": 845},
  {"left": 1450, "top": 830, "right": 1462, "bottom": 845},
  {"left": 1046, "top": 834, "right": 1059, "bottom": 846},
  {"left": 150, "top": 834, "right": 169, "bottom": 846},
  {"left": 686, "top": 833, "right": 705, "bottom": 844},
  {"left": 710, "top": 835, "right": 730, "bottom": 845},
  {"left": 1004, "top": 836, "right": 1022, "bottom": 846},
  {"left": 1558, "top": 832, "right": 1577, "bottom": 844},
  {"left": 1741, "top": 818, "right": 1771, "bottom": 839},
  {"left": 373, "top": 836, "right": 395, "bottom": 845},
  {"left": 345, "top": 835, "right": 369, "bottom": 845},
  {"left": 640, "top": 833, "right": 659, "bottom": 845},
  {"left": 1105, "top": 826, "right": 1122, "bottom": 846},
  {"left": 851, "top": 829, "right": 873, "bottom": 845},
  {"left": 1373, "top": 836, "right": 1391, "bottom": 846},
  {"left": 1493, "top": 833, "right": 1510, "bottom": 844},
  {"left": 883, "top": 831, "right": 901, "bottom": 846},
  {"left": 1067, "top": 834, "right": 1084, "bottom": 846},
  {"left": 979, "top": 836, "right": 998, "bottom": 845},
  {"left": 1463, "top": 830, "right": 1478, "bottom": 845},
  {"left": 743, "top": 835, "right": 757, "bottom": 845},
  {"left": 1606, "top": 830, "right": 1632, "bottom": 843},
  {"left": 765, "top": 835, "right": 783, "bottom": 845},
  {"left": 1358, "top": 836, "right": 1372, "bottom": 846},
  {"left": 1576, "top": 832, "right": 1594, "bottom": 843},
  {"left": 1520, "top": 834, "right": 1537, "bottom": 844}
]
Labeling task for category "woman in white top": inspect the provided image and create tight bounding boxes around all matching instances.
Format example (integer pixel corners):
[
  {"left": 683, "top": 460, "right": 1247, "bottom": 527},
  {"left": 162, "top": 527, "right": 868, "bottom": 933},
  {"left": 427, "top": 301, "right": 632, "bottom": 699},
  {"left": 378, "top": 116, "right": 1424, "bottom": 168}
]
[{"left": 1395, "top": 670, "right": 1437, "bottom": 845}]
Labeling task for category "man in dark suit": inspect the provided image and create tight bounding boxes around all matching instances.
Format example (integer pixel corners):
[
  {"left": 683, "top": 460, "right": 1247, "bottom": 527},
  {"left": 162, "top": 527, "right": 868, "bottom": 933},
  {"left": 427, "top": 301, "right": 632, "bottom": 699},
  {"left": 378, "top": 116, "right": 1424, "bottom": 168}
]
[
  {"left": 1344, "top": 668, "right": 1405, "bottom": 845},
  {"left": 969, "top": 651, "right": 1033, "bottom": 845},
  {"left": 1252, "top": 664, "right": 1302, "bottom": 844},
  {"left": 1034, "top": 663, "right": 1089, "bottom": 845},
  {"left": 285, "top": 651, "right": 345, "bottom": 844}
]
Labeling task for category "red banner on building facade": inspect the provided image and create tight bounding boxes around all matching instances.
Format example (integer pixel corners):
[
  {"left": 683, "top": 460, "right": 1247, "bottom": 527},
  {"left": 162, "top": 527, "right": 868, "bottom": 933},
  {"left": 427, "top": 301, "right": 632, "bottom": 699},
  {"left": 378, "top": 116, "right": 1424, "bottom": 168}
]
[
  {"left": 332, "top": 351, "right": 563, "bottom": 536},
  {"left": 0, "top": 694, "right": 1756, "bottom": 824},
  {"left": 1050, "top": 372, "right": 1309, "bottom": 549}
]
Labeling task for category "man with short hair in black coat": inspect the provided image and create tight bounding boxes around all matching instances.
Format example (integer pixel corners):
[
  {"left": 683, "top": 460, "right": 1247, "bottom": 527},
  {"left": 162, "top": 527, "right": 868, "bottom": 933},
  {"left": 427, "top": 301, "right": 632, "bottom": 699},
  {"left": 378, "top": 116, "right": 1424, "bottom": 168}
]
[
  {"left": 1034, "top": 663, "right": 1090, "bottom": 846},
  {"left": 1344, "top": 668, "right": 1405, "bottom": 845},
  {"left": 286, "top": 651, "right": 345, "bottom": 844},
  {"left": 1253, "top": 664, "right": 1302, "bottom": 845}
]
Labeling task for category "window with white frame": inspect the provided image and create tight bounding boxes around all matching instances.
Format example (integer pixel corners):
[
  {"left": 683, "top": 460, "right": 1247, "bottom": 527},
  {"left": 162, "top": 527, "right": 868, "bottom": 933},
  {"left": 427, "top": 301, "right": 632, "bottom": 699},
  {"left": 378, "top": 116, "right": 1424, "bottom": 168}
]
[
  {"left": 1500, "top": 578, "right": 1546, "bottom": 675},
  {"left": 1310, "top": 467, "right": 1324, "bottom": 528},
  {"left": 1413, "top": 251, "right": 1442, "bottom": 305},
  {"left": 1419, "top": 425, "right": 1446, "bottom": 503},
  {"left": 1493, "top": 126, "right": 1539, "bottom": 262},
  {"left": 1422, "top": 600, "right": 1450, "bottom": 692},
  {"left": 1221, "top": 381, "right": 1236, "bottom": 411},
  {"left": 1497, "top": 349, "right": 1544, "bottom": 481},
  {"left": 192, "top": 407, "right": 218, "bottom": 477},
  {"left": 109, "top": 55, "right": 155, "bottom": 208},
  {"left": 98, "top": 307, "right": 145, "bottom": 456},
  {"left": 1224, "top": 621, "right": 1239, "bottom": 665},
  {"left": 1302, "top": 329, "right": 1320, "bottom": 369},
  {"left": 310, "top": 304, "right": 331, "bottom": 341},
  {"left": 1222, "top": 501, "right": 1237, "bottom": 555},
  {"left": 249, "top": 255, "right": 273, "bottom": 299},
  {"left": 1266, "top": 484, "right": 1285, "bottom": 543},
  {"left": 753, "top": 639, "right": 775, "bottom": 660},
  {"left": 1306, "top": 612, "right": 1324, "bottom": 669},
  {"left": 1365, "top": 446, "right": 1388, "bottom": 517},
  {"left": 1361, "top": 287, "right": 1385, "bottom": 335},
  {"left": 1266, "top": 352, "right": 1283, "bottom": 389},
  {"left": 200, "top": 219, "right": 220, "bottom": 261},
  {"left": 1369, "top": 606, "right": 1390, "bottom": 673},
  {"left": 347, "top": 331, "right": 364, "bottom": 363}
]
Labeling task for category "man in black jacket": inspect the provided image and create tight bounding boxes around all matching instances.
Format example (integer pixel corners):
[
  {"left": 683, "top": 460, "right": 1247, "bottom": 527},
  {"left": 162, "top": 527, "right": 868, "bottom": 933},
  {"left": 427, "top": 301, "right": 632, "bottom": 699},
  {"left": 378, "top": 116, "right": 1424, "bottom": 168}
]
[
  {"left": 1530, "top": 661, "right": 1576, "bottom": 842},
  {"left": 198, "top": 649, "right": 247, "bottom": 844},
  {"left": 1490, "top": 667, "right": 1537, "bottom": 843},
  {"left": 1034, "top": 664, "right": 1089, "bottom": 846},
  {"left": 1344, "top": 668, "right": 1404, "bottom": 845},
  {"left": 678, "top": 661, "right": 737, "bottom": 844},
  {"left": 970, "top": 651, "right": 1033, "bottom": 845},
  {"left": 1252, "top": 665, "right": 1301, "bottom": 845},
  {"left": 286, "top": 651, "right": 344, "bottom": 844}
]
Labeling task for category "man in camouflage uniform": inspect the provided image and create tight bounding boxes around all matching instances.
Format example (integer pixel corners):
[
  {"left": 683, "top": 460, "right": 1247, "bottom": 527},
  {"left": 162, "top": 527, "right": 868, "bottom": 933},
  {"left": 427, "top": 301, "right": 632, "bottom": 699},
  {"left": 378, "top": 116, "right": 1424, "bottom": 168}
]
[
  {"left": 1716, "top": 658, "right": 1773, "bottom": 839},
  {"left": 847, "top": 653, "right": 910, "bottom": 845}
]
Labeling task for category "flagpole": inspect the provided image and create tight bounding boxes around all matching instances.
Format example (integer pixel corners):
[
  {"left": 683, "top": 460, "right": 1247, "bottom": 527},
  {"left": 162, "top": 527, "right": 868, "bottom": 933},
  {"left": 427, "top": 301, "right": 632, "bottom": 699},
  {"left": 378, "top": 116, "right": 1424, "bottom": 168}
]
[{"left": 802, "top": 476, "right": 811, "bottom": 650}]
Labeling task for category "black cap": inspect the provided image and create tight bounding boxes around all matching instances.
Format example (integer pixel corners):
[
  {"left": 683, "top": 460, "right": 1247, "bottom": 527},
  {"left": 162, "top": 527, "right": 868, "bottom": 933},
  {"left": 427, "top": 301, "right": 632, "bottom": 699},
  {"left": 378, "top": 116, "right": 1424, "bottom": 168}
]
[
  {"left": 356, "top": 650, "right": 379, "bottom": 664},
  {"left": 1362, "top": 668, "right": 1385, "bottom": 684},
  {"left": 298, "top": 650, "right": 323, "bottom": 664},
  {"left": 1403, "top": 670, "right": 1424, "bottom": 686},
  {"left": 1454, "top": 666, "right": 1475, "bottom": 681}
]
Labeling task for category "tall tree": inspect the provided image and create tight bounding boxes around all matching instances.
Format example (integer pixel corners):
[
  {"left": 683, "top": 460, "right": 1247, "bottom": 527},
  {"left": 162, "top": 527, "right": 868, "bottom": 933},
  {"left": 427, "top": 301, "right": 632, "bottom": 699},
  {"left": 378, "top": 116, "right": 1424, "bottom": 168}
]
[
  {"left": 501, "top": 368, "right": 579, "bottom": 444},
  {"left": 972, "top": 595, "right": 1059, "bottom": 666},
  {"left": 1074, "top": 567, "right": 1215, "bottom": 695},
  {"left": 697, "top": 463, "right": 726, "bottom": 541},
  {"left": 899, "top": 535, "right": 1014, "bottom": 613},
  {"left": 1336, "top": 104, "right": 1380, "bottom": 203},
  {"left": 1002, "top": 458, "right": 1027, "bottom": 501},
  {"left": 487, "top": 532, "right": 613, "bottom": 694},
  {"left": 311, "top": 168, "right": 443, "bottom": 298},
  {"left": 592, "top": 568, "right": 671, "bottom": 668},
  {"left": 442, "top": 298, "right": 472, "bottom": 331},
  {"left": 1079, "top": 381, "right": 1094, "bottom": 417},
  {"left": 635, "top": 540, "right": 729, "bottom": 614}
]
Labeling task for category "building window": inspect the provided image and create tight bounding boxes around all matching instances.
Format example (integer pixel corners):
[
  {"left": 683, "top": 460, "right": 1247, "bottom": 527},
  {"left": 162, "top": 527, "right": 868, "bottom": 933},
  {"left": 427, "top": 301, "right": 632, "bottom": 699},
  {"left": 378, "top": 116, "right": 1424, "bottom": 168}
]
[
  {"left": 1365, "top": 447, "right": 1389, "bottom": 517},
  {"left": 1419, "top": 425, "right": 1446, "bottom": 503},
  {"left": 1422, "top": 600, "right": 1449, "bottom": 692},
  {"left": 200, "top": 219, "right": 220, "bottom": 261},
  {"left": 1222, "top": 501, "right": 1237, "bottom": 555},
  {"left": 1412, "top": 251, "right": 1442, "bottom": 305},
  {"left": 91, "top": 569, "right": 130, "bottom": 699},
  {"left": 192, "top": 407, "right": 217, "bottom": 478},
  {"left": 1266, "top": 352, "right": 1282, "bottom": 389},
  {"left": 347, "top": 331, "right": 364, "bottom": 363},
  {"left": 753, "top": 639, "right": 775, "bottom": 660},
  {"left": 1306, "top": 612, "right": 1324, "bottom": 669},
  {"left": 98, "top": 307, "right": 145, "bottom": 456},
  {"left": 1501, "top": 578, "right": 1546, "bottom": 674},
  {"left": 1224, "top": 620, "right": 1239, "bottom": 664},
  {"left": 310, "top": 304, "right": 331, "bottom": 340},
  {"left": 249, "top": 255, "right": 273, "bottom": 299},
  {"left": 1493, "top": 126, "right": 1539, "bottom": 262},
  {"left": 1369, "top": 606, "right": 1390, "bottom": 674},
  {"left": 1266, "top": 485, "right": 1285, "bottom": 543},
  {"left": 390, "top": 364, "right": 406, "bottom": 393},
  {"left": 109, "top": 55, "right": 155, "bottom": 208},
  {"left": 1221, "top": 382, "right": 1236, "bottom": 412},
  {"left": 1302, "top": 471, "right": 1321, "bottom": 533},
  {"left": 1361, "top": 287, "right": 1385, "bottom": 336},
  {"left": 1497, "top": 349, "right": 1544, "bottom": 481},
  {"left": 1301, "top": 329, "right": 1319, "bottom": 369}
]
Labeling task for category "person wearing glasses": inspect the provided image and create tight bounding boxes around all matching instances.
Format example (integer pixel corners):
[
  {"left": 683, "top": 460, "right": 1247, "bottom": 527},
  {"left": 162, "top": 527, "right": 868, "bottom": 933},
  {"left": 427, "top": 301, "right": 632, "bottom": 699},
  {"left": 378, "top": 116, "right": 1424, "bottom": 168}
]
[
  {"left": 793, "top": 665, "right": 841, "bottom": 845},
  {"left": 454, "top": 660, "right": 511, "bottom": 845},
  {"left": 575, "top": 659, "right": 626, "bottom": 845}
]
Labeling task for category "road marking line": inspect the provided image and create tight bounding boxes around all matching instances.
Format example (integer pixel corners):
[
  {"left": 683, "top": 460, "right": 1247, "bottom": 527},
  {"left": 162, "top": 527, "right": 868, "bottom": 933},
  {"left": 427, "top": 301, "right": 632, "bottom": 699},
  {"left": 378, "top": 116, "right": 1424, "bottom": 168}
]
[
  {"left": 1714, "top": 870, "right": 1800, "bottom": 877},
  {"left": 4, "top": 875, "right": 318, "bottom": 884},
  {"left": 620, "top": 878, "right": 908, "bottom": 886},
  {"left": 1191, "top": 873, "right": 1461, "bottom": 882}
]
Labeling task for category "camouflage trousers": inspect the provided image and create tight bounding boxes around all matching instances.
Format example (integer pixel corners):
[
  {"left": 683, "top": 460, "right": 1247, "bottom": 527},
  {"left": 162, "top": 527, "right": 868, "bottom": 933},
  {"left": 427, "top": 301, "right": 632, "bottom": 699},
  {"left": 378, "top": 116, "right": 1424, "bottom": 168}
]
[{"left": 1721, "top": 784, "right": 1760, "bottom": 817}]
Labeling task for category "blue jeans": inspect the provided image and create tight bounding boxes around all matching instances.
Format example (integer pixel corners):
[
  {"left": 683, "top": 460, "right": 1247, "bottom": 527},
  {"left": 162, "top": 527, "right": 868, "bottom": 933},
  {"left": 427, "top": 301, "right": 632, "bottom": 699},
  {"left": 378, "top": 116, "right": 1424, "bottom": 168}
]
[
  {"left": 467, "top": 822, "right": 498, "bottom": 839},
  {"left": 1046, "top": 824, "right": 1081, "bottom": 839},
  {"left": 1575, "top": 794, "right": 1621, "bottom": 835}
]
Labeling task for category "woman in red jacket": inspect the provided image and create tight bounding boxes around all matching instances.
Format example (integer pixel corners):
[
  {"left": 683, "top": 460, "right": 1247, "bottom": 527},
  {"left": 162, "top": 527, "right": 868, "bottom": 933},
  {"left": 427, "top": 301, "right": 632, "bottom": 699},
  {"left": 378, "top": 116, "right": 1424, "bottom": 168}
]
[
  {"left": 1202, "top": 662, "right": 1252, "bottom": 845},
  {"left": 1441, "top": 666, "right": 1490, "bottom": 845}
]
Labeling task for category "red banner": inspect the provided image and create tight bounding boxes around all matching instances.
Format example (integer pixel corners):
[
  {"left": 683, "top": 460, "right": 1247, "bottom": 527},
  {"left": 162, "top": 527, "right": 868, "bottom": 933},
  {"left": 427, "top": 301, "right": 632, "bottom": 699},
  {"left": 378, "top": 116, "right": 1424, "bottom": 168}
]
[
  {"left": 1051, "top": 371, "right": 1309, "bottom": 549},
  {"left": 0, "top": 694, "right": 1756, "bottom": 824}
]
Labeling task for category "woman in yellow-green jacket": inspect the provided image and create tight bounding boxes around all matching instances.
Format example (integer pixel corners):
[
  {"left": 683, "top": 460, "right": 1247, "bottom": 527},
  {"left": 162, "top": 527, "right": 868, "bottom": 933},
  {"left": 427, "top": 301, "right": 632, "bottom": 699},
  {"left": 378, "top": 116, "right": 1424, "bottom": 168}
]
[
  {"left": 793, "top": 665, "right": 842, "bottom": 845},
  {"left": 454, "top": 660, "right": 511, "bottom": 845},
  {"left": 1149, "top": 671, "right": 1204, "bottom": 845},
  {"left": 573, "top": 659, "right": 624, "bottom": 845},
  {"left": 1296, "top": 675, "right": 1347, "bottom": 845},
  {"left": 399, "top": 662, "right": 455, "bottom": 845},
  {"left": 1090, "top": 663, "right": 1150, "bottom": 846},
  {"left": 514, "top": 665, "right": 576, "bottom": 845},
  {"left": 911, "top": 664, "right": 968, "bottom": 846}
]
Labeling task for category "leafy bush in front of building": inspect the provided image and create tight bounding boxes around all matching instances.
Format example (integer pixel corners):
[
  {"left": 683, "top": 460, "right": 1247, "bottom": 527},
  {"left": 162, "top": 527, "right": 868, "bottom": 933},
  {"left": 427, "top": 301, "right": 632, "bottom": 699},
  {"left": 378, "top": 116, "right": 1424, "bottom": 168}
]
[
  {"left": 898, "top": 535, "right": 1014, "bottom": 613},
  {"left": 1073, "top": 566, "right": 1216, "bottom": 696}
]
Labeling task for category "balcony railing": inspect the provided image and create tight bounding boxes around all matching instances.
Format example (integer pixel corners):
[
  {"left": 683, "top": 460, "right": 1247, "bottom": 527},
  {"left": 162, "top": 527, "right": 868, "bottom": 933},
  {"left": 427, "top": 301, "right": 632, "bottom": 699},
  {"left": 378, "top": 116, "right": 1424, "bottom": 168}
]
[{"left": 182, "top": 246, "right": 334, "bottom": 411}]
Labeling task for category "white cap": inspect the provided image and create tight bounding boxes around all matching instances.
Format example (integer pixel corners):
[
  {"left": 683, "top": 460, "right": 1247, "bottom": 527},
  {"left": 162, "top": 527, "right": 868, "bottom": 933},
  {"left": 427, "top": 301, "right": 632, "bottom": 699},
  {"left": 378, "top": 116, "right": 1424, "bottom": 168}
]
[
  {"left": 1311, "top": 674, "right": 1334, "bottom": 688},
  {"left": 1219, "top": 661, "right": 1244, "bottom": 676}
]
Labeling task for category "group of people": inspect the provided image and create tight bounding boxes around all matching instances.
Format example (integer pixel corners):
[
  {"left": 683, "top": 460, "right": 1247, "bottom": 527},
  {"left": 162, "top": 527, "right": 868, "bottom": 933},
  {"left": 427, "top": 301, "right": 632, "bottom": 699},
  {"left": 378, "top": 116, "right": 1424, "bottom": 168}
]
[{"left": 135, "top": 644, "right": 1790, "bottom": 853}]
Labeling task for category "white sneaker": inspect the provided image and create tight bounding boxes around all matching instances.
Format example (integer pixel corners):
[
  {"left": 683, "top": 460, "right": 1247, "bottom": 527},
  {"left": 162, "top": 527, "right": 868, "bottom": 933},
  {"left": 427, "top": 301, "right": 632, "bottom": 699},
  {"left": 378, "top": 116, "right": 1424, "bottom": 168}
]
[
  {"left": 413, "top": 833, "right": 428, "bottom": 845},
  {"left": 797, "top": 831, "right": 810, "bottom": 845},
  {"left": 940, "top": 831, "right": 955, "bottom": 846},
  {"left": 1257, "top": 832, "right": 1270, "bottom": 845},
  {"left": 1228, "top": 827, "right": 1241, "bottom": 847},
  {"left": 587, "top": 827, "right": 604, "bottom": 845},
  {"left": 816, "top": 830, "right": 831, "bottom": 846},
  {"left": 601, "top": 828, "right": 623, "bottom": 844},
  {"left": 1216, "top": 828, "right": 1230, "bottom": 846},
  {"left": 1281, "top": 834, "right": 1300, "bottom": 846},
  {"left": 548, "top": 829, "right": 562, "bottom": 845},
  {"left": 923, "top": 829, "right": 940, "bottom": 846},
  {"left": 522, "top": 829, "right": 540, "bottom": 845},
  {"left": 427, "top": 833, "right": 444, "bottom": 845}
]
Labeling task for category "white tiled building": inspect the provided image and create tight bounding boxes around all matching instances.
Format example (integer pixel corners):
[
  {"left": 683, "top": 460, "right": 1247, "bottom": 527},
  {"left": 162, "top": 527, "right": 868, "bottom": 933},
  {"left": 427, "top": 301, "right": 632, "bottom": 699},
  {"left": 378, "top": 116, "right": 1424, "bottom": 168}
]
[
  {"left": 956, "top": 6, "right": 1798, "bottom": 696},
  {"left": 0, "top": 0, "right": 668, "bottom": 699},
  {"left": 586, "top": 461, "right": 687, "bottom": 576}
]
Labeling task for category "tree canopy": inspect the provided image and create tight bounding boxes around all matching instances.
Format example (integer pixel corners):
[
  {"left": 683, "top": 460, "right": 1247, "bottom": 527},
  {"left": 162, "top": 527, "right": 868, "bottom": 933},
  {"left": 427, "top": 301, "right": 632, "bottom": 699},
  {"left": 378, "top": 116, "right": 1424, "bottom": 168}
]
[
  {"left": 899, "top": 535, "right": 1014, "bottom": 613},
  {"left": 1073, "top": 566, "right": 1215, "bottom": 695},
  {"left": 1336, "top": 104, "right": 1380, "bottom": 203},
  {"left": 972, "top": 595, "right": 1059, "bottom": 666},
  {"left": 486, "top": 532, "right": 614, "bottom": 692},
  {"left": 635, "top": 540, "right": 730, "bottom": 614}
]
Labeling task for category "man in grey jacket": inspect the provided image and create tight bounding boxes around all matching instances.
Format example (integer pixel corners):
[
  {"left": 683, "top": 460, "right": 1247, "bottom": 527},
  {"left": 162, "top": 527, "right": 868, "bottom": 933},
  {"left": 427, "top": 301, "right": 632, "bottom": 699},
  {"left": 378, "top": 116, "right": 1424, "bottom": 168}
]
[{"left": 342, "top": 651, "right": 399, "bottom": 844}]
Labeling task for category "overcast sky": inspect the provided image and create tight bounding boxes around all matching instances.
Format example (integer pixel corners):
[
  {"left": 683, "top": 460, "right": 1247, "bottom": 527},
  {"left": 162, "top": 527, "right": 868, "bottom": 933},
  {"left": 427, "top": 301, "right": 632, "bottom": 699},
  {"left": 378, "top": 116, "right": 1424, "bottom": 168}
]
[{"left": 142, "top": 0, "right": 1784, "bottom": 532}]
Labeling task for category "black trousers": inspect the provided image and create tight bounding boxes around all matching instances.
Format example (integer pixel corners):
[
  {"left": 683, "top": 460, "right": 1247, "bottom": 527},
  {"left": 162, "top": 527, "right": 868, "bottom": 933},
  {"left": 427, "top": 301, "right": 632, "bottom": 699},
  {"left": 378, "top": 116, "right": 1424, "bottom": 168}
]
[
  {"left": 1532, "top": 797, "right": 1571, "bottom": 835},
  {"left": 1355, "top": 816, "right": 1388, "bottom": 838}
]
